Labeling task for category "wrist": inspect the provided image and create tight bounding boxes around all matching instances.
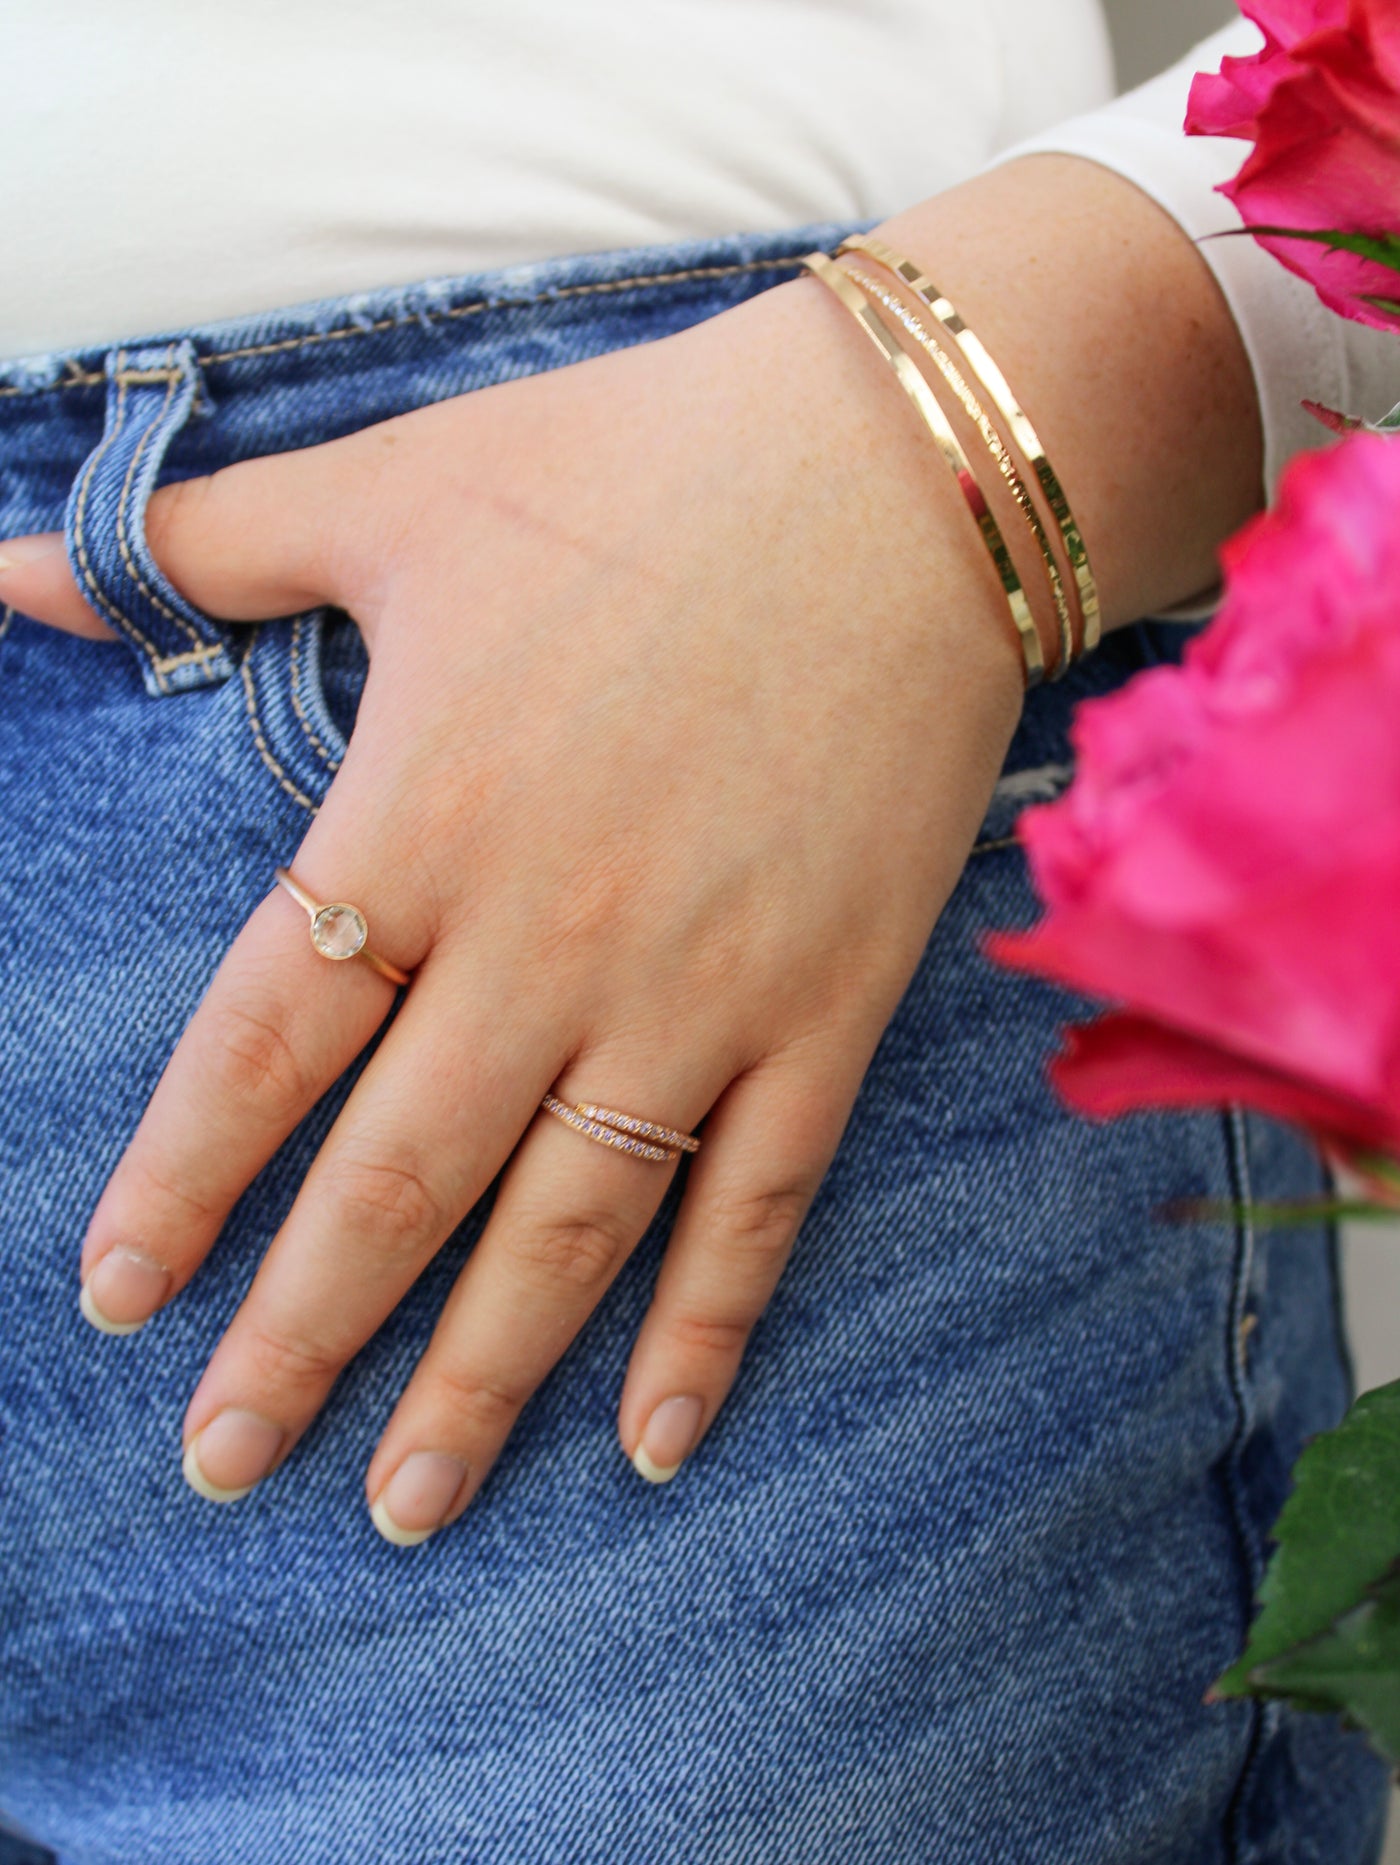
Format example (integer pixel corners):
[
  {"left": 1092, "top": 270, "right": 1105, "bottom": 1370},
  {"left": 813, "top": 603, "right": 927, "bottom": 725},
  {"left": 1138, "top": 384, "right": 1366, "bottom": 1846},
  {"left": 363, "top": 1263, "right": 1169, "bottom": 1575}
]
[
  {"left": 695, "top": 268, "right": 1029, "bottom": 740},
  {"left": 866, "top": 157, "right": 1265, "bottom": 628}
]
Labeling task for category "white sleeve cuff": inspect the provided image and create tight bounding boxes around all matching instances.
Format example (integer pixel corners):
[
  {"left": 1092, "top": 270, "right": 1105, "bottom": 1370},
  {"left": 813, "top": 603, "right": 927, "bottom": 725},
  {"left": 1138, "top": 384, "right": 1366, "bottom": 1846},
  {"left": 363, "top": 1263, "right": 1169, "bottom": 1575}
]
[{"left": 982, "top": 22, "right": 1400, "bottom": 620}]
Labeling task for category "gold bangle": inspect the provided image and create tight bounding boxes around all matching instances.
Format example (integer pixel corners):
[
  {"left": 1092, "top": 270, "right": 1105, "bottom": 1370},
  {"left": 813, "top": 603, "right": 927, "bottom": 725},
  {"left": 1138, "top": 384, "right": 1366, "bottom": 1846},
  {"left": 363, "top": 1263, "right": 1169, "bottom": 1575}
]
[
  {"left": 837, "top": 233, "right": 1102, "bottom": 657},
  {"left": 840, "top": 260, "right": 1074, "bottom": 679},
  {"left": 799, "top": 250, "right": 1045, "bottom": 688}
]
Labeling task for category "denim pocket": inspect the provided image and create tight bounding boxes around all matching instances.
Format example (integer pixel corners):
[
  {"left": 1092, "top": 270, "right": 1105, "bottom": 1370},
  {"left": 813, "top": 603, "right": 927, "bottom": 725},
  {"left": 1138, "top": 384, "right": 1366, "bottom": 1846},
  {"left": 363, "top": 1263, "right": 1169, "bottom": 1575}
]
[{"left": 237, "top": 609, "right": 368, "bottom": 816}]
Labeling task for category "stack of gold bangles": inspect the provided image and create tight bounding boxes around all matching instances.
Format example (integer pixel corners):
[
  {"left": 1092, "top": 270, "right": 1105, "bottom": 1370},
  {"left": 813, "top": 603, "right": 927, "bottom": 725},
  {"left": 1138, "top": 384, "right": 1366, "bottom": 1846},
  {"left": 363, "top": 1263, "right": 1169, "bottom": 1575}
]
[{"left": 800, "top": 235, "right": 1100, "bottom": 688}]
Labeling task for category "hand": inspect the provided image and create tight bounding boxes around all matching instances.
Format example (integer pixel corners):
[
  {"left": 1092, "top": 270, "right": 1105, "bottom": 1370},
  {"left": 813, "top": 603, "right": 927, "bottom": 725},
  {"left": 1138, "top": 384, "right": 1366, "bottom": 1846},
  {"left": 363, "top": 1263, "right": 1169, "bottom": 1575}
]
[{"left": 0, "top": 273, "right": 1024, "bottom": 1543}]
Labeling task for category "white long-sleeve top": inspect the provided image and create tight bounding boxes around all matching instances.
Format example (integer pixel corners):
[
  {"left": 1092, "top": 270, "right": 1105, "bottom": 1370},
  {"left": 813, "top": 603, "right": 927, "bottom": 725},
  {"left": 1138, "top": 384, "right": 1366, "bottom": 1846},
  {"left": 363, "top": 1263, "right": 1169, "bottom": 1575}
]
[{"left": 4, "top": 4, "right": 1396, "bottom": 497}]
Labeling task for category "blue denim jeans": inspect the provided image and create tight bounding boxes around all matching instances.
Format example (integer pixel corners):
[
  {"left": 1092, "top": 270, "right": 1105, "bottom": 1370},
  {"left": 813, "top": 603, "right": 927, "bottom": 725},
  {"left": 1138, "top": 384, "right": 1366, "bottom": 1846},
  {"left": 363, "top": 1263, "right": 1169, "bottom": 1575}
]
[{"left": 0, "top": 219, "right": 1390, "bottom": 1865}]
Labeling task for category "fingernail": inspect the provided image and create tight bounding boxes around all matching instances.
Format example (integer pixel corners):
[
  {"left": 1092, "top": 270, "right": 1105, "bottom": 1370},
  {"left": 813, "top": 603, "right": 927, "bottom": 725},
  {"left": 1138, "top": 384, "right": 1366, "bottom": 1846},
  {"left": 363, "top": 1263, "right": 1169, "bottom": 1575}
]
[
  {"left": 79, "top": 1246, "right": 171, "bottom": 1336},
  {"left": 632, "top": 1394, "right": 704, "bottom": 1484},
  {"left": 0, "top": 535, "right": 65, "bottom": 570},
  {"left": 182, "top": 1409, "right": 284, "bottom": 1503},
  {"left": 370, "top": 1451, "right": 471, "bottom": 1547}
]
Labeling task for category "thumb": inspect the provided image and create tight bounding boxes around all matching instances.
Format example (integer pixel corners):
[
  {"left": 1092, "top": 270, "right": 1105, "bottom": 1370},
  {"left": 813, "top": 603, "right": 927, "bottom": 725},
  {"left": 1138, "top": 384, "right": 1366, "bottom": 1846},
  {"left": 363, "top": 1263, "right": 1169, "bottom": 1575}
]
[
  {"left": 0, "top": 438, "right": 361, "bottom": 639},
  {"left": 0, "top": 533, "right": 107, "bottom": 638}
]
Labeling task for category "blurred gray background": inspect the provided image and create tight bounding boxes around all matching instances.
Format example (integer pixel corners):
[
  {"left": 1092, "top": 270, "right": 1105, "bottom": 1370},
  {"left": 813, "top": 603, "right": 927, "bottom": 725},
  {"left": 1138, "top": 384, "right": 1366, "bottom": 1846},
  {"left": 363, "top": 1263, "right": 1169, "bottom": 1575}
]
[
  {"left": 1108, "top": 0, "right": 1235, "bottom": 87},
  {"left": 1106, "top": 0, "right": 1400, "bottom": 1854}
]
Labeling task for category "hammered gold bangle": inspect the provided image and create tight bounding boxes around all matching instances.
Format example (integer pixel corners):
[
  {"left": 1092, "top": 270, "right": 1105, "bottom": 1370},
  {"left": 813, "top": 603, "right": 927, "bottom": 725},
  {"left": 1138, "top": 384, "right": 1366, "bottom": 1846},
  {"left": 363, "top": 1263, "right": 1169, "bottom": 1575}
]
[
  {"left": 799, "top": 250, "right": 1045, "bottom": 688},
  {"left": 840, "top": 260, "right": 1074, "bottom": 679},
  {"left": 837, "top": 232, "right": 1102, "bottom": 657}
]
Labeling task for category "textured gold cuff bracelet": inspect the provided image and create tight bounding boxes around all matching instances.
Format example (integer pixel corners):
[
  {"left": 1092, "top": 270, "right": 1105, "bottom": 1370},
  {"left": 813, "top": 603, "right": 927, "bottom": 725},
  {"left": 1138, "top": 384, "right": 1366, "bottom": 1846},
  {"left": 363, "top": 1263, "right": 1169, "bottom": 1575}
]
[
  {"left": 799, "top": 249, "right": 1045, "bottom": 688},
  {"left": 837, "top": 232, "right": 1102, "bottom": 659},
  {"left": 840, "top": 260, "right": 1074, "bottom": 679}
]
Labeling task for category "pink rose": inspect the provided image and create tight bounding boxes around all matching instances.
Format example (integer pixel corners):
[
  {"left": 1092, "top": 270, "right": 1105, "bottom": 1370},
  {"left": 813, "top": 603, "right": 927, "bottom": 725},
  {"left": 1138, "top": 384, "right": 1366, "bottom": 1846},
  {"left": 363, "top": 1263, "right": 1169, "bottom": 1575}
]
[
  {"left": 1186, "top": 0, "right": 1400, "bottom": 330},
  {"left": 987, "top": 431, "right": 1400, "bottom": 1159}
]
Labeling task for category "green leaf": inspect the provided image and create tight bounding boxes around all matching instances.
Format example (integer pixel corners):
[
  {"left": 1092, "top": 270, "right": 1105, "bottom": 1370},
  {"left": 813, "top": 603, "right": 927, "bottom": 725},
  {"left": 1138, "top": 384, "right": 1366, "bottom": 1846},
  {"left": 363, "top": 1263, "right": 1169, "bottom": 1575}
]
[
  {"left": 1234, "top": 225, "right": 1400, "bottom": 278},
  {"left": 1164, "top": 1197, "right": 1399, "bottom": 1228},
  {"left": 1249, "top": 1568, "right": 1400, "bottom": 1767},
  {"left": 1216, "top": 1382, "right": 1400, "bottom": 1696}
]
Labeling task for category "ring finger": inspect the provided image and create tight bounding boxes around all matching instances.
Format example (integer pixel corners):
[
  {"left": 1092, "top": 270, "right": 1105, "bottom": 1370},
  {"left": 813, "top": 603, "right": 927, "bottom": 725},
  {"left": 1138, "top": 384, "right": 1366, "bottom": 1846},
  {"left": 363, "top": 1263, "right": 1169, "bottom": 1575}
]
[{"left": 358, "top": 1042, "right": 732, "bottom": 1542}]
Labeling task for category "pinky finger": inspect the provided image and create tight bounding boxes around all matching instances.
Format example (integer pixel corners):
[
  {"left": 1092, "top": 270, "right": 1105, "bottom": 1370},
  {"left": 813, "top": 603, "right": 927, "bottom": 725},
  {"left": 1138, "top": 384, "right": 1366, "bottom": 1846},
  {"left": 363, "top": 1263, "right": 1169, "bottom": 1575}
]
[{"left": 617, "top": 1038, "right": 865, "bottom": 1485}]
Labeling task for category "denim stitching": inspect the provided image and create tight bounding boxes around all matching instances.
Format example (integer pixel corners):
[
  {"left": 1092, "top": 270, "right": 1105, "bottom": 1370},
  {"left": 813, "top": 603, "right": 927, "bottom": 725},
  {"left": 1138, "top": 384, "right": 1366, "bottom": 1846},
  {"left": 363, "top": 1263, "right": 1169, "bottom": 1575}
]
[
  {"left": 0, "top": 605, "right": 12, "bottom": 649},
  {"left": 112, "top": 350, "right": 209, "bottom": 656},
  {"left": 1220, "top": 1104, "right": 1266, "bottom": 1863},
  {"left": 198, "top": 256, "right": 805, "bottom": 366},
  {"left": 149, "top": 642, "right": 227, "bottom": 672},
  {"left": 288, "top": 615, "right": 342, "bottom": 773},
  {"left": 69, "top": 355, "right": 171, "bottom": 691},
  {"left": 240, "top": 633, "right": 319, "bottom": 814},
  {"left": 0, "top": 255, "right": 806, "bottom": 399},
  {"left": 67, "top": 352, "right": 224, "bottom": 679}
]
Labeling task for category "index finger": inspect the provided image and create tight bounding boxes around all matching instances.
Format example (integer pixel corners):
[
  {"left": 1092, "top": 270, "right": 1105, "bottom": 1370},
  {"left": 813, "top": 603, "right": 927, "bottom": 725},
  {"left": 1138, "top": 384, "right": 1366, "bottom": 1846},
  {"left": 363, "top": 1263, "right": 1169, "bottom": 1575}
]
[{"left": 77, "top": 856, "right": 419, "bottom": 1334}]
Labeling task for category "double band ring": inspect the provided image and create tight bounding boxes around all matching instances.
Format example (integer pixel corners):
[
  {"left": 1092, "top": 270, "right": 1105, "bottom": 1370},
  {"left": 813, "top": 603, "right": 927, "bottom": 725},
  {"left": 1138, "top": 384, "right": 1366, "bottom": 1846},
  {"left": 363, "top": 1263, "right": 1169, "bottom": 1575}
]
[
  {"left": 273, "top": 866, "right": 412, "bottom": 986},
  {"left": 541, "top": 1094, "right": 700, "bottom": 1163}
]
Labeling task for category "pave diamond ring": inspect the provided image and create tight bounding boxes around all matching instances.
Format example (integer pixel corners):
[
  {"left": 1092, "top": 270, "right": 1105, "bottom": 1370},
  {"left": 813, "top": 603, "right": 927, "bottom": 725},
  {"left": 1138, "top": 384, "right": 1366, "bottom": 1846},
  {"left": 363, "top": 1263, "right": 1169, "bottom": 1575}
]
[
  {"left": 540, "top": 1094, "right": 700, "bottom": 1163},
  {"left": 273, "top": 866, "right": 412, "bottom": 986}
]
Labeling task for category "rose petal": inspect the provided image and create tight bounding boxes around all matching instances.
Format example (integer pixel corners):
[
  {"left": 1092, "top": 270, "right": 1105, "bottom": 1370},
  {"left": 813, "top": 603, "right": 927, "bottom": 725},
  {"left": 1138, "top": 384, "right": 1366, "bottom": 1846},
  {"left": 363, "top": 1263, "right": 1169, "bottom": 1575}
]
[
  {"left": 1187, "top": 0, "right": 1400, "bottom": 330},
  {"left": 1049, "top": 1013, "right": 1400, "bottom": 1156}
]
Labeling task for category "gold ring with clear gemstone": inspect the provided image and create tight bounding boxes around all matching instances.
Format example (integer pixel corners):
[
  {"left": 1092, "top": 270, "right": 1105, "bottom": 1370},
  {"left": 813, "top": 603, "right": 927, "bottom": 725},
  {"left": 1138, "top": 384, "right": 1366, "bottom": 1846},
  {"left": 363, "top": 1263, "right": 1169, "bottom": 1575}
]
[
  {"left": 273, "top": 866, "right": 412, "bottom": 986},
  {"left": 540, "top": 1093, "right": 700, "bottom": 1162}
]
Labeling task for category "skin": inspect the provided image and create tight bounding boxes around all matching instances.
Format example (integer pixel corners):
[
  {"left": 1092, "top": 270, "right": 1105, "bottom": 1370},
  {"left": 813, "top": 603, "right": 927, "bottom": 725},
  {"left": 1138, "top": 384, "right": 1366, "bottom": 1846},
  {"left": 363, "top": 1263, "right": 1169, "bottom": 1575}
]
[{"left": 0, "top": 154, "right": 1263, "bottom": 1541}]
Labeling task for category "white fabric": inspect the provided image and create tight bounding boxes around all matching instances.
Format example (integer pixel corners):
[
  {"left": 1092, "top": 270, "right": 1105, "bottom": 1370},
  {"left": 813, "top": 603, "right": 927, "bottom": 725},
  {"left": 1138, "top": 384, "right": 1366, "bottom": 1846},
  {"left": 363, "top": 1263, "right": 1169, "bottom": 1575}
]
[
  {"left": 5, "top": 4, "right": 1397, "bottom": 522},
  {"left": 2, "top": 0, "right": 1112, "bottom": 358}
]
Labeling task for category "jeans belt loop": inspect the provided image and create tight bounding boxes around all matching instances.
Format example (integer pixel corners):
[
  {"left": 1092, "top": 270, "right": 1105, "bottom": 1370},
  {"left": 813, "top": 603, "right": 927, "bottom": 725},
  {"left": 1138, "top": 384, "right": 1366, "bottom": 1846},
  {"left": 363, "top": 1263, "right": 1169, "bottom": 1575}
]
[{"left": 62, "top": 339, "right": 238, "bottom": 698}]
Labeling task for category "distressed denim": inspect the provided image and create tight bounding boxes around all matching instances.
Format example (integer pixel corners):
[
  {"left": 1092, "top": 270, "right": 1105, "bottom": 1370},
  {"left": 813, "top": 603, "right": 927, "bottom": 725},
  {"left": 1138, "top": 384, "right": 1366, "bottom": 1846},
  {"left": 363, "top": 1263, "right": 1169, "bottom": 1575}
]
[{"left": 0, "top": 220, "right": 1390, "bottom": 1865}]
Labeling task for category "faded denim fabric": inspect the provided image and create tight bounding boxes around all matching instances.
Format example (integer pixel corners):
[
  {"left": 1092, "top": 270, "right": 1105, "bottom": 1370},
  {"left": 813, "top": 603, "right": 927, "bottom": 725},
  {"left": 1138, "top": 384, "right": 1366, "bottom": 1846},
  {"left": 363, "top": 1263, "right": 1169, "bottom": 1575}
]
[{"left": 0, "top": 221, "right": 1390, "bottom": 1865}]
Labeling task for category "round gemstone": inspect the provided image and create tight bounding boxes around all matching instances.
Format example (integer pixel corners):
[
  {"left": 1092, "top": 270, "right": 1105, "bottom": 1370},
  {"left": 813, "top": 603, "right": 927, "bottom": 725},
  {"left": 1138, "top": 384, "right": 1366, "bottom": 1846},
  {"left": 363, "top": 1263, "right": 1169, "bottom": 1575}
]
[{"left": 311, "top": 903, "right": 368, "bottom": 960}]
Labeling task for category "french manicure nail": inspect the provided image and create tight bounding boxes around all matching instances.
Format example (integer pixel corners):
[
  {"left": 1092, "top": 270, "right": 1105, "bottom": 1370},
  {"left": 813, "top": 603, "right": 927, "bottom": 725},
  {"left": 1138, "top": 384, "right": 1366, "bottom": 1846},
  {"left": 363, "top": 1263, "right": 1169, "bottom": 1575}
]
[
  {"left": 0, "top": 554, "right": 13, "bottom": 573},
  {"left": 183, "top": 1409, "right": 284, "bottom": 1503},
  {"left": 79, "top": 1246, "right": 171, "bottom": 1336},
  {"left": 370, "top": 1451, "right": 471, "bottom": 1547},
  {"left": 632, "top": 1394, "right": 704, "bottom": 1484}
]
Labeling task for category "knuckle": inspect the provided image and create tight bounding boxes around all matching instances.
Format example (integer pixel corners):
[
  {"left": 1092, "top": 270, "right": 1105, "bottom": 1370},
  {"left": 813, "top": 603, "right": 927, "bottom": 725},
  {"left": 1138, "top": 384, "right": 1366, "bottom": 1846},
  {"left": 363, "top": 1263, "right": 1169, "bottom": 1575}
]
[
  {"left": 668, "top": 1311, "right": 751, "bottom": 1358},
  {"left": 207, "top": 994, "right": 316, "bottom": 1123},
  {"left": 430, "top": 1363, "right": 527, "bottom": 1437},
  {"left": 329, "top": 1148, "right": 450, "bottom": 1253},
  {"left": 711, "top": 1183, "right": 812, "bottom": 1262},
  {"left": 115, "top": 1147, "right": 224, "bottom": 1231},
  {"left": 245, "top": 1325, "right": 345, "bottom": 1393},
  {"left": 505, "top": 1209, "right": 633, "bottom": 1292}
]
